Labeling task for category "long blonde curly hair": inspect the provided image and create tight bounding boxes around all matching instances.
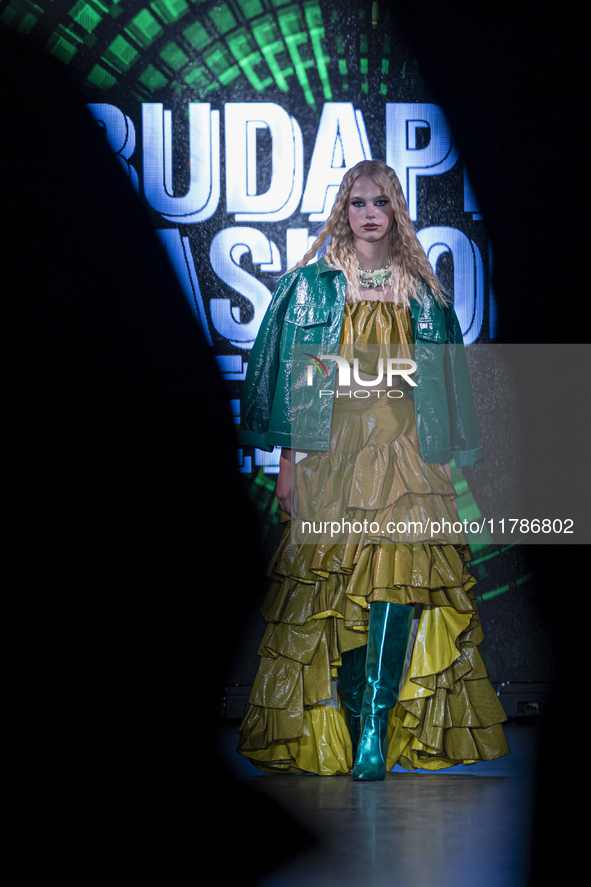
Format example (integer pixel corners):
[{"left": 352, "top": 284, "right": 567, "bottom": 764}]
[{"left": 291, "top": 160, "right": 447, "bottom": 306}]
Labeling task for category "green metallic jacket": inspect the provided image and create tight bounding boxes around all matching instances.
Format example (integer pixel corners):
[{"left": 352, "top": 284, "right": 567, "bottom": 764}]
[{"left": 239, "top": 257, "right": 483, "bottom": 467}]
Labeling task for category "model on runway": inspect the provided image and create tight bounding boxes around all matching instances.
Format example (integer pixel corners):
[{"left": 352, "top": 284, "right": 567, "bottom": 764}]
[{"left": 238, "top": 160, "right": 509, "bottom": 779}]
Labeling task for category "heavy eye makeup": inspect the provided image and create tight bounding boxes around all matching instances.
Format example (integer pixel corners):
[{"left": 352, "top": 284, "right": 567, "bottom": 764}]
[{"left": 350, "top": 197, "right": 390, "bottom": 207}]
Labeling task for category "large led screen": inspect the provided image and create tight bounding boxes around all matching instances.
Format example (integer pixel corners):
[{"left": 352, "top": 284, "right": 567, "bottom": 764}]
[
  {"left": 4, "top": 0, "right": 496, "bottom": 474},
  {"left": 3, "top": 0, "right": 544, "bottom": 684}
]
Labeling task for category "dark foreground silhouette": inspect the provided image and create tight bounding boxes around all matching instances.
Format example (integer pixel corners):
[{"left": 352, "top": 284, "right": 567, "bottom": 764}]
[{"left": 0, "top": 22, "right": 312, "bottom": 883}]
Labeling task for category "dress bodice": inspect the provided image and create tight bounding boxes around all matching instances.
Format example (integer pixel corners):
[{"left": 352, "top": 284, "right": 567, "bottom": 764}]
[
  {"left": 339, "top": 300, "right": 414, "bottom": 376},
  {"left": 340, "top": 299, "right": 414, "bottom": 347}
]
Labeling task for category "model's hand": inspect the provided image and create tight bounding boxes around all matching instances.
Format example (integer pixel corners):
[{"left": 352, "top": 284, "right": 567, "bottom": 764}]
[
  {"left": 276, "top": 448, "right": 293, "bottom": 514},
  {"left": 442, "top": 462, "right": 458, "bottom": 513}
]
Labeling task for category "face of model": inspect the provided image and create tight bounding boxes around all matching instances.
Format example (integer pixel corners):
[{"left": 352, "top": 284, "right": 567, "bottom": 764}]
[{"left": 348, "top": 177, "right": 395, "bottom": 246}]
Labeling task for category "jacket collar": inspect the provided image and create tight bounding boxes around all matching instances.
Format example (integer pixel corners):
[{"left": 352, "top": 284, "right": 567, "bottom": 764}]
[
  {"left": 312, "top": 261, "right": 441, "bottom": 324},
  {"left": 315, "top": 256, "right": 340, "bottom": 275}
]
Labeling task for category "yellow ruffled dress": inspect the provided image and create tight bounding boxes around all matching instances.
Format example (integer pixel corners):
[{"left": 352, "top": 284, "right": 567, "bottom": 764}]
[{"left": 238, "top": 301, "right": 509, "bottom": 775}]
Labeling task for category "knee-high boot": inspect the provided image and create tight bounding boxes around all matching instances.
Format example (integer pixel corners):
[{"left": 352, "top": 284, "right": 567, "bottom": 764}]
[
  {"left": 337, "top": 645, "right": 367, "bottom": 757},
  {"left": 352, "top": 602, "right": 414, "bottom": 781}
]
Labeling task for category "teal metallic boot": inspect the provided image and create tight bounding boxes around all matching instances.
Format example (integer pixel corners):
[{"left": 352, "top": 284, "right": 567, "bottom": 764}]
[
  {"left": 351, "top": 602, "right": 414, "bottom": 781},
  {"left": 338, "top": 645, "right": 367, "bottom": 757}
]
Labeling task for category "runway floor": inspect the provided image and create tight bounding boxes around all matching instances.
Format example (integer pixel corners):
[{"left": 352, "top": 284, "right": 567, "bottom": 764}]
[{"left": 218, "top": 719, "right": 537, "bottom": 887}]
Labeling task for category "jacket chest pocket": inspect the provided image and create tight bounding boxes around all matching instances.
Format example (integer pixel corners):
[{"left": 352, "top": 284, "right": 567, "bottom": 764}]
[
  {"left": 415, "top": 320, "right": 446, "bottom": 343},
  {"left": 284, "top": 304, "right": 332, "bottom": 328},
  {"left": 283, "top": 304, "right": 333, "bottom": 349},
  {"left": 415, "top": 320, "right": 446, "bottom": 383}
]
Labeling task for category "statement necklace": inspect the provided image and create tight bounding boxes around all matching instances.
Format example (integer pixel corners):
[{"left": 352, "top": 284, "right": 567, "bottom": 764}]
[{"left": 357, "top": 261, "right": 392, "bottom": 289}]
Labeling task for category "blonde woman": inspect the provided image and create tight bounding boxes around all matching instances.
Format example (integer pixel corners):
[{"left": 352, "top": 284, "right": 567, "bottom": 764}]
[{"left": 238, "top": 160, "right": 509, "bottom": 779}]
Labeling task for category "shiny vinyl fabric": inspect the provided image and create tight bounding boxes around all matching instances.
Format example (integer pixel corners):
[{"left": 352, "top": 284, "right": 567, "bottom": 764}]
[
  {"left": 352, "top": 602, "right": 415, "bottom": 781},
  {"left": 337, "top": 644, "right": 366, "bottom": 754},
  {"left": 296, "top": 391, "right": 467, "bottom": 546},
  {"left": 238, "top": 302, "right": 509, "bottom": 775},
  {"left": 239, "top": 260, "right": 483, "bottom": 466}
]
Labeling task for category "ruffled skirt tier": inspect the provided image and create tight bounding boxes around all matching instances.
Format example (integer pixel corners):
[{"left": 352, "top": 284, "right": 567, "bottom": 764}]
[{"left": 238, "top": 393, "right": 509, "bottom": 774}]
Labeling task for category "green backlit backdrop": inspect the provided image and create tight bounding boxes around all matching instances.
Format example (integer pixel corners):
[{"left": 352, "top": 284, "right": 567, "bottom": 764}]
[{"left": 0, "top": 0, "right": 547, "bottom": 689}]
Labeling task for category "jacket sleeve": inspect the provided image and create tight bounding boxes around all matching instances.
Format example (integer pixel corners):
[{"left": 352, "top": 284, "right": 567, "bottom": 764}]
[
  {"left": 239, "top": 270, "right": 300, "bottom": 452},
  {"left": 444, "top": 306, "right": 484, "bottom": 467}
]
